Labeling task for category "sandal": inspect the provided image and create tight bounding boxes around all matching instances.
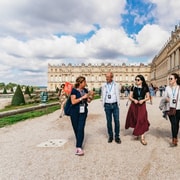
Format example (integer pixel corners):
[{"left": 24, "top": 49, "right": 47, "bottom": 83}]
[{"left": 140, "top": 138, "right": 147, "bottom": 145}]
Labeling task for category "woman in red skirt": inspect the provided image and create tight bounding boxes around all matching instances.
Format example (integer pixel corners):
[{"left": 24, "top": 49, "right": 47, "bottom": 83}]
[{"left": 125, "top": 75, "right": 150, "bottom": 145}]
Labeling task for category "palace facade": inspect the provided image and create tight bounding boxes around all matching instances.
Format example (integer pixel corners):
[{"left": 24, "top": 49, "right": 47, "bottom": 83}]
[
  {"left": 47, "top": 25, "right": 180, "bottom": 91},
  {"left": 151, "top": 25, "right": 180, "bottom": 86},
  {"left": 47, "top": 63, "right": 151, "bottom": 91}
]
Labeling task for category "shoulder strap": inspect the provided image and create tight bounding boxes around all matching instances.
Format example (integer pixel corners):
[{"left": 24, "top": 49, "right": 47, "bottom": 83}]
[{"left": 175, "top": 86, "right": 180, "bottom": 108}]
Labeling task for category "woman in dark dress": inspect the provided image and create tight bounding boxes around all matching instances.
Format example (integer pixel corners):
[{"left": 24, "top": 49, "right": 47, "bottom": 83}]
[
  {"left": 70, "top": 76, "right": 93, "bottom": 156},
  {"left": 125, "top": 75, "right": 150, "bottom": 145}
]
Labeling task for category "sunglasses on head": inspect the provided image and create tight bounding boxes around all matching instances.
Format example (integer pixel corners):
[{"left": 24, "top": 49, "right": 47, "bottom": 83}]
[{"left": 135, "top": 78, "right": 141, "bottom": 81}]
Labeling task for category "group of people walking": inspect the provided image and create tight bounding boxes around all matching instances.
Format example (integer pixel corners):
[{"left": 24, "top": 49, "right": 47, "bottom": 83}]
[{"left": 58, "top": 72, "right": 180, "bottom": 156}]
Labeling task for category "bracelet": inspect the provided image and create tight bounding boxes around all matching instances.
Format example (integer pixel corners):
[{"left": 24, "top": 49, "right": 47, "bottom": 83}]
[{"left": 80, "top": 98, "right": 82, "bottom": 101}]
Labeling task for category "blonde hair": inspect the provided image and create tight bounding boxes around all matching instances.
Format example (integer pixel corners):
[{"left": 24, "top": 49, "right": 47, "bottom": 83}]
[{"left": 74, "top": 76, "right": 86, "bottom": 88}]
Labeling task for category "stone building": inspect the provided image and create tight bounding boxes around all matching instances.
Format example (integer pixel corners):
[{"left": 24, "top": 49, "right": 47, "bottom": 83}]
[
  {"left": 47, "top": 63, "right": 151, "bottom": 91},
  {"left": 47, "top": 25, "right": 180, "bottom": 91},
  {"left": 151, "top": 24, "right": 180, "bottom": 87}
]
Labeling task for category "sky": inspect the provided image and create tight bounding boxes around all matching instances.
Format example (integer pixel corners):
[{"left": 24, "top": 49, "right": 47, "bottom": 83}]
[{"left": 0, "top": 0, "right": 180, "bottom": 86}]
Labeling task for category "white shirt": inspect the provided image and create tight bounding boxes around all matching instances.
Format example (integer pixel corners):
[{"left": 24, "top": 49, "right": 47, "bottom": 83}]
[
  {"left": 101, "top": 81, "right": 120, "bottom": 105},
  {"left": 164, "top": 85, "right": 180, "bottom": 109}
]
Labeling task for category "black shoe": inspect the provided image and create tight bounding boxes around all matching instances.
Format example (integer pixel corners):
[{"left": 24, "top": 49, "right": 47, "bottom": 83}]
[
  {"left": 108, "top": 137, "right": 113, "bottom": 143},
  {"left": 115, "top": 137, "right": 121, "bottom": 144}
]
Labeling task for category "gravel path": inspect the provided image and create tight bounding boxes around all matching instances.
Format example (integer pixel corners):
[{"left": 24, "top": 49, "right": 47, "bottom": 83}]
[
  {"left": 0, "top": 98, "right": 11, "bottom": 109},
  {"left": 0, "top": 97, "right": 180, "bottom": 180}
]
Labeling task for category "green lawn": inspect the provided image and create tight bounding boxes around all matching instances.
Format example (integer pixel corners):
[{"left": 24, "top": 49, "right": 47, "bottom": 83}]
[
  {"left": 0, "top": 96, "right": 100, "bottom": 128},
  {"left": 0, "top": 105, "right": 59, "bottom": 128}
]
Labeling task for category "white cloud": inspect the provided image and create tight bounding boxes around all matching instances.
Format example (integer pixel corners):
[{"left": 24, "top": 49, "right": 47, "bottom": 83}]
[
  {"left": 134, "top": 24, "right": 170, "bottom": 56},
  {"left": 0, "top": 0, "right": 126, "bottom": 38},
  {"left": 0, "top": 0, "right": 179, "bottom": 85},
  {"left": 149, "top": 0, "right": 180, "bottom": 29}
]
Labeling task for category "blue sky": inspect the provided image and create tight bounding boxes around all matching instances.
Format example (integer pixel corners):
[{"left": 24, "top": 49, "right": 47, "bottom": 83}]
[
  {"left": 122, "top": 0, "right": 156, "bottom": 34},
  {"left": 0, "top": 0, "right": 179, "bottom": 86}
]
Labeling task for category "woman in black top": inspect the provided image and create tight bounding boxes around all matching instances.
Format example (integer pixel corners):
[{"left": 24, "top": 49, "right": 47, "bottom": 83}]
[
  {"left": 125, "top": 75, "right": 150, "bottom": 145},
  {"left": 70, "top": 76, "right": 93, "bottom": 156}
]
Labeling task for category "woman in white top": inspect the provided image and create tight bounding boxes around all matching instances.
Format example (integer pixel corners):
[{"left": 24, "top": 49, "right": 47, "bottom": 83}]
[{"left": 164, "top": 73, "right": 180, "bottom": 147}]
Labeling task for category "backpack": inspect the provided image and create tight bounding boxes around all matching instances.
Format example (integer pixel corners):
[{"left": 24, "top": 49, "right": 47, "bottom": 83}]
[{"left": 64, "top": 96, "right": 72, "bottom": 116}]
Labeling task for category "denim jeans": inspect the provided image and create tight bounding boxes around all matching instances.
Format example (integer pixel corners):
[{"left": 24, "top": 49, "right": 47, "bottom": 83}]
[{"left": 104, "top": 103, "right": 120, "bottom": 138}]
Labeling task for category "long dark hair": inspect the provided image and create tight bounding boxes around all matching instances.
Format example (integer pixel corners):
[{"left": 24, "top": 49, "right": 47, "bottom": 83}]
[
  {"left": 171, "top": 73, "right": 180, "bottom": 85},
  {"left": 136, "top": 74, "right": 149, "bottom": 91}
]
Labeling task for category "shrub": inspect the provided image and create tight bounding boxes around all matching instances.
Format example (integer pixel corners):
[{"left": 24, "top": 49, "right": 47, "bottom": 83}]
[
  {"left": 24, "top": 86, "right": 31, "bottom": 97},
  {"left": 10, "top": 87, "right": 14, "bottom": 93},
  {"left": 11, "top": 85, "right": 25, "bottom": 106},
  {"left": 3, "top": 87, "right": 7, "bottom": 94}
]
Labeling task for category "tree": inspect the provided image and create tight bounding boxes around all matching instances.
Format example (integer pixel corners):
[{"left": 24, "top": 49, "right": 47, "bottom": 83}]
[
  {"left": 10, "top": 87, "right": 14, "bottom": 93},
  {"left": 11, "top": 85, "right": 25, "bottom": 106},
  {"left": 6, "top": 82, "right": 17, "bottom": 89},
  {"left": 3, "top": 87, "right": 7, "bottom": 94},
  {"left": 56, "top": 87, "right": 59, "bottom": 93},
  {"left": 30, "top": 86, "right": 34, "bottom": 93},
  {"left": 24, "top": 86, "right": 31, "bottom": 96},
  {"left": 0, "top": 82, "right": 5, "bottom": 88}
]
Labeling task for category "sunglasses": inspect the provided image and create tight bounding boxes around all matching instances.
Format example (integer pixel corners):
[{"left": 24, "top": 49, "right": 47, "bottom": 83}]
[
  {"left": 169, "top": 78, "right": 174, "bottom": 80},
  {"left": 135, "top": 78, "right": 141, "bottom": 81}
]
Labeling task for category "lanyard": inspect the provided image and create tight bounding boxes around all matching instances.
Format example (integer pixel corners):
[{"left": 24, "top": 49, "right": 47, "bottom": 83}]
[
  {"left": 172, "top": 87, "right": 177, "bottom": 98},
  {"left": 79, "top": 89, "right": 85, "bottom": 96},
  {"left": 107, "top": 82, "right": 114, "bottom": 94},
  {"left": 78, "top": 89, "right": 85, "bottom": 104},
  {"left": 137, "top": 88, "right": 142, "bottom": 96}
]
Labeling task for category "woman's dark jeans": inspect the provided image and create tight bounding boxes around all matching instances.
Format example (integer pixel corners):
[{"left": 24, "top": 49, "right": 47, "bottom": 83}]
[
  {"left": 70, "top": 108, "right": 88, "bottom": 148},
  {"left": 169, "top": 110, "right": 180, "bottom": 138}
]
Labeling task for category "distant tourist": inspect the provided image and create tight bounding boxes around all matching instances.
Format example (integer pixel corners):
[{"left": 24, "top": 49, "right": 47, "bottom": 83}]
[
  {"left": 58, "top": 84, "right": 68, "bottom": 118},
  {"left": 69, "top": 76, "right": 94, "bottom": 156},
  {"left": 101, "top": 72, "right": 121, "bottom": 144},
  {"left": 149, "top": 83, "right": 155, "bottom": 104},
  {"left": 125, "top": 75, "right": 150, "bottom": 145},
  {"left": 159, "top": 85, "right": 165, "bottom": 97},
  {"left": 164, "top": 73, "right": 180, "bottom": 147}
]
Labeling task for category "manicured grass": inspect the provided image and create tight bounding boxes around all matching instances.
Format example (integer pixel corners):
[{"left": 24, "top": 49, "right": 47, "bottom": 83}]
[
  {"left": 0, "top": 96, "right": 100, "bottom": 128},
  {"left": 0, "top": 105, "right": 59, "bottom": 128},
  {"left": 0, "top": 99, "right": 58, "bottom": 112}
]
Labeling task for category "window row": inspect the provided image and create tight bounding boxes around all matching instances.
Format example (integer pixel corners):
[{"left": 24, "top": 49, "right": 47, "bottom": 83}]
[{"left": 50, "top": 75, "right": 148, "bottom": 82}]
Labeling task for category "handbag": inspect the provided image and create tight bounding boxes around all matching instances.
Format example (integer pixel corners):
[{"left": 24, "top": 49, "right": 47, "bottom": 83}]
[
  {"left": 167, "top": 86, "right": 179, "bottom": 116},
  {"left": 167, "top": 107, "right": 176, "bottom": 116}
]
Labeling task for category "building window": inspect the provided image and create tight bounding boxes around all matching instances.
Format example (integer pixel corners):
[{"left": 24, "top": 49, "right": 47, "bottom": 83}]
[
  {"left": 131, "top": 76, "right": 134, "bottom": 81},
  {"left": 59, "top": 76, "right": 62, "bottom": 82},
  {"left": 50, "top": 75, "right": 53, "bottom": 82},
  {"left": 72, "top": 76, "right": 75, "bottom": 82},
  {"left": 115, "top": 76, "right": 118, "bottom": 81}
]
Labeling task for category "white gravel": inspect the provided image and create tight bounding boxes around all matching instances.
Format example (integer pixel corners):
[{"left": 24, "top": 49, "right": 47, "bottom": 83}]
[
  {"left": 0, "top": 97, "right": 180, "bottom": 180},
  {"left": 0, "top": 98, "right": 11, "bottom": 109}
]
